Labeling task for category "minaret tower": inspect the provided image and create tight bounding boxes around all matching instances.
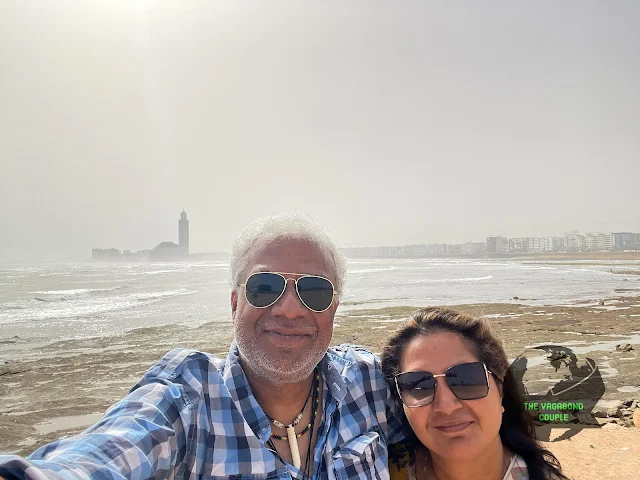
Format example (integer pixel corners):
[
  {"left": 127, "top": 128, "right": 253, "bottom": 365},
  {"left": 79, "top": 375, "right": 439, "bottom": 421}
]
[{"left": 179, "top": 210, "right": 189, "bottom": 256}]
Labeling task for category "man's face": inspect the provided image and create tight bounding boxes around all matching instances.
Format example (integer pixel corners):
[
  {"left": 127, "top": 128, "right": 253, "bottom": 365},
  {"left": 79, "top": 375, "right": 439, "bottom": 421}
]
[{"left": 231, "top": 238, "right": 339, "bottom": 384}]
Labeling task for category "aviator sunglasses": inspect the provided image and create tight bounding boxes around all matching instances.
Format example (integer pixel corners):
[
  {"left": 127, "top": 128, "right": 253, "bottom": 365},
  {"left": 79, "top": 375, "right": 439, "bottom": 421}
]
[
  {"left": 395, "top": 361, "right": 500, "bottom": 408},
  {"left": 239, "top": 272, "right": 336, "bottom": 313}
]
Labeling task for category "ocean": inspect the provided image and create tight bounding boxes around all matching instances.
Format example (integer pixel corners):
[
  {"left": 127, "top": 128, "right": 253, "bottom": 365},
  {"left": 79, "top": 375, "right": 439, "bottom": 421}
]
[{"left": 1, "top": 258, "right": 639, "bottom": 347}]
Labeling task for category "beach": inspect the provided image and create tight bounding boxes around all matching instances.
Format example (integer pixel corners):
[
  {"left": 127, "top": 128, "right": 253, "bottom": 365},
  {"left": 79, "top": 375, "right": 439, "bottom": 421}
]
[
  {"left": 2, "top": 258, "right": 640, "bottom": 477},
  {"left": 1, "top": 294, "right": 639, "bottom": 477}
]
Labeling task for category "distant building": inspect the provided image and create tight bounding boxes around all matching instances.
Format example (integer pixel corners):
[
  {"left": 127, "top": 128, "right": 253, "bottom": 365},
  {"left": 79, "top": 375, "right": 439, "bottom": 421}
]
[
  {"left": 487, "top": 236, "right": 508, "bottom": 254},
  {"left": 566, "top": 234, "right": 583, "bottom": 252},
  {"left": 148, "top": 210, "right": 191, "bottom": 261},
  {"left": 613, "top": 232, "right": 640, "bottom": 250},
  {"left": 443, "top": 244, "right": 461, "bottom": 256},
  {"left": 586, "top": 233, "right": 613, "bottom": 251},
  {"left": 509, "top": 238, "right": 529, "bottom": 253},
  {"left": 179, "top": 210, "right": 190, "bottom": 255},
  {"left": 550, "top": 236, "right": 566, "bottom": 252},
  {"left": 426, "top": 243, "right": 448, "bottom": 256},
  {"left": 149, "top": 241, "right": 183, "bottom": 261},
  {"left": 565, "top": 233, "right": 613, "bottom": 252},
  {"left": 461, "top": 242, "right": 487, "bottom": 255},
  {"left": 92, "top": 248, "right": 123, "bottom": 261},
  {"left": 123, "top": 249, "right": 150, "bottom": 262},
  {"left": 530, "top": 237, "right": 554, "bottom": 252},
  {"left": 614, "top": 232, "right": 634, "bottom": 250},
  {"left": 471, "top": 242, "right": 487, "bottom": 255}
]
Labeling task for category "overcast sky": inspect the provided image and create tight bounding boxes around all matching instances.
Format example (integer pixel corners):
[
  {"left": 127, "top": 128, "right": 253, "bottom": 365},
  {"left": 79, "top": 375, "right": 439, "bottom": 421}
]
[{"left": 1, "top": 1, "right": 639, "bottom": 261}]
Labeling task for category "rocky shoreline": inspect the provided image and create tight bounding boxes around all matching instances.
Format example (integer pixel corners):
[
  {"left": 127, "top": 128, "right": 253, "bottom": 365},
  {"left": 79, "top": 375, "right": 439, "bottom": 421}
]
[{"left": 1, "top": 296, "right": 640, "bottom": 456}]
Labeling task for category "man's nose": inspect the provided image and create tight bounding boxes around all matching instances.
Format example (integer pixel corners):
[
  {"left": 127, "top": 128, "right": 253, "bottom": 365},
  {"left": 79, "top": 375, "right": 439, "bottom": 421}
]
[
  {"left": 430, "top": 377, "right": 463, "bottom": 415},
  {"left": 270, "top": 278, "right": 307, "bottom": 318}
]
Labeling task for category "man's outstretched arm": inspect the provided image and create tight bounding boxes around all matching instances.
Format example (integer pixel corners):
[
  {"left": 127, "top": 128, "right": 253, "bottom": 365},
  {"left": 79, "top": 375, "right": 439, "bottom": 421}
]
[
  {"left": 0, "top": 352, "right": 194, "bottom": 480},
  {"left": 0, "top": 380, "right": 190, "bottom": 480}
]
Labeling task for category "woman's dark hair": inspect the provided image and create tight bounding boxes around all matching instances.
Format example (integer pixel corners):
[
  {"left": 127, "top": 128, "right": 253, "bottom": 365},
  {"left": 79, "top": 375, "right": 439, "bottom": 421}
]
[{"left": 381, "top": 307, "right": 568, "bottom": 480}]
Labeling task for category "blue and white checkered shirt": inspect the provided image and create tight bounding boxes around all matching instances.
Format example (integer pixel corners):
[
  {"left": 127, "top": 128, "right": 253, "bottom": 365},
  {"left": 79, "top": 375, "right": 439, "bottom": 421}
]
[{"left": 0, "top": 343, "right": 404, "bottom": 480}]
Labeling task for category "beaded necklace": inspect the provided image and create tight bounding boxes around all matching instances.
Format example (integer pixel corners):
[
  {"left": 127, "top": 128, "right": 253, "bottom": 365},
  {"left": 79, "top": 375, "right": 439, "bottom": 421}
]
[{"left": 267, "top": 369, "right": 321, "bottom": 471}]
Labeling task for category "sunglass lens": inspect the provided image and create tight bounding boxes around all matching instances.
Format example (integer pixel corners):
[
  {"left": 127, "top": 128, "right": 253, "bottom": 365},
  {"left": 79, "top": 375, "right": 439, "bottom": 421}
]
[
  {"left": 244, "top": 273, "right": 285, "bottom": 308},
  {"left": 396, "top": 372, "right": 436, "bottom": 407},
  {"left": 447, "top": 362, "right": 489, "bottom": 400},
  {"left": 296, "top": 276, "right": 334, "bottom": 312}
]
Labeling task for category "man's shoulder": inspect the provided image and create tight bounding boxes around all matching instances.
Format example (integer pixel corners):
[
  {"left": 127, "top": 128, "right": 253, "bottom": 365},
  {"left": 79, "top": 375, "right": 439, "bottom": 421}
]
[{"left": 139, "top": 348, "right": 227, "bottom": 384}]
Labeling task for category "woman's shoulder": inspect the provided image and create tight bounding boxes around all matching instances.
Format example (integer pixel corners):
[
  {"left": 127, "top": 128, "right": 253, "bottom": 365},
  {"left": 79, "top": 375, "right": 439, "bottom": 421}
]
[
  {"left": 503, "top": 453, "right": 529, "bottom": 480},
  {"left": 389, "top": 447, "right": 531, "bottom": 480}
]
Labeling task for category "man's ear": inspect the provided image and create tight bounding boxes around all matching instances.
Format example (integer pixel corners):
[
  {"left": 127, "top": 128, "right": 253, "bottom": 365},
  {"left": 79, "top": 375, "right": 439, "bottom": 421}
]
[{"left": 231, "top": 290, "right": 238, "bottom": 322}]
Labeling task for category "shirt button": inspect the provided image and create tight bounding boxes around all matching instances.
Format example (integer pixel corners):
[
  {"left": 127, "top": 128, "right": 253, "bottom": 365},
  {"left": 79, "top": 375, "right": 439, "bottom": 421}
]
[{"left": 262, "top": 426, "right": 268, "bottom": 433}]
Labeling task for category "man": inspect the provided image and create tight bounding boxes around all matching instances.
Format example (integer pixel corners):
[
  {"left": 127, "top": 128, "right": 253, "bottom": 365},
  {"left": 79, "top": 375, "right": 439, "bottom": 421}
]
[{"left": 0, "top": 214, "right": 403, "bottom": 479}]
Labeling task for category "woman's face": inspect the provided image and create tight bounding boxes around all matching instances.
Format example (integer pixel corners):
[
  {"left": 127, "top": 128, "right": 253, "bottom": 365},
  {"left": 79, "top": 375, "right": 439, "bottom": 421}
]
[{"left": 399, "top": 331, "right": 504, "bottom": 460}]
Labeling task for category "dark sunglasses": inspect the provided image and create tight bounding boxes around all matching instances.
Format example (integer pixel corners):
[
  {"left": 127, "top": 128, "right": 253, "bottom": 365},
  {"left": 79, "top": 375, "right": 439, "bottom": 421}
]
[
  {"left": 239, "top": 272, "right": 336, "bottom": 313},
  {"left": 394, "top": 361, "right": 499, "bottom": 408}
]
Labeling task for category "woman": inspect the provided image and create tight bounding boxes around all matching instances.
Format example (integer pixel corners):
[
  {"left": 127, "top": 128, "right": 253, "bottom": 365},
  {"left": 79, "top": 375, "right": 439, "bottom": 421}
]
[{"left": 381, "top": 307, "right": 568, "bottom": 480}]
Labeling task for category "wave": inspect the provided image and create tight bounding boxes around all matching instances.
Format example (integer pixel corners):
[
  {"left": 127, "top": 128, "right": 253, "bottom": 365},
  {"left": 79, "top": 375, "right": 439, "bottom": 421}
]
[
  {"left": 349, "top": 266, "right": 399, "bottom": 274},
  {"left": 29, "top": 286, "right": 133, "bottom": 302},
  {"left": 131, "top": 290, "right": 197, "bottom": 302},
  {"left": 33, "top": 288, "right": 97, "bottom": 296},
  {"left": 410, "top": 275, "right": 493, "bottom": 284},
  {"left": 0, "top": 288, "right": 197, "bottom": 323},
  {"left": 572, "top": 268, "right": 617, "bottom": 276}
]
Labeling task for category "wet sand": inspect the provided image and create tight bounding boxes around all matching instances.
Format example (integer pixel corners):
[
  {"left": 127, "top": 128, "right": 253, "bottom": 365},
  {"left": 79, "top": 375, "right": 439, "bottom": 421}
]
[{"left": 1, "top": 296, "right": 640, "bottom": 476}]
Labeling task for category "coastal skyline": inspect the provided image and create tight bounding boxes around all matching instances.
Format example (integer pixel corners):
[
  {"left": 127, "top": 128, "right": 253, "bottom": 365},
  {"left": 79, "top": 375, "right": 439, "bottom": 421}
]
[
  {"left": 89, "top": 210, "right": 639, "bottom": 261},
  {"left": 1, "top": 1, "right": 639, "bottom": 262}
]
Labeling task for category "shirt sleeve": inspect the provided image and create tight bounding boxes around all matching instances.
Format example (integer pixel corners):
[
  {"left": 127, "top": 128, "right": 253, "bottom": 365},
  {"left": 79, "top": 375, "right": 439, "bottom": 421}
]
[
  {"left": 334, "top": 344, "right": 406, "bottom": 445},
  {"left": 0, "top": 350, "right": 195, "bottom": 480}
]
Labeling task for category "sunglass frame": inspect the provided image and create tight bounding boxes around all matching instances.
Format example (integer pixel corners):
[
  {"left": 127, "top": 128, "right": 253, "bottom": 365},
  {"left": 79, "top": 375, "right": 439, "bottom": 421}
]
[
  {"left": 239, "top": 271, "right": 336, "bottom": 313},
  {"left": 394, "top": 361, "right": 498, "bottom": 408}
]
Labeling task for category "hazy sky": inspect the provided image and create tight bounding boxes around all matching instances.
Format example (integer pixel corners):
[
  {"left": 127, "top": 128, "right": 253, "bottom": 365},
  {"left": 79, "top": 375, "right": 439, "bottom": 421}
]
[{"left": 1, "top": 1, "right": 639, "bottom": 261}]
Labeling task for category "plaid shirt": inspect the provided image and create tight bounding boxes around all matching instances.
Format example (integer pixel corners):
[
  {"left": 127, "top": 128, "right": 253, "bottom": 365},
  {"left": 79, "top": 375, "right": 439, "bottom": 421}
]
[
  {"left": 0, "top": 343, "right": 404, "bottom": 480},
  {"left": 504, "top": 455, "right": 529, "bottom": 480}
]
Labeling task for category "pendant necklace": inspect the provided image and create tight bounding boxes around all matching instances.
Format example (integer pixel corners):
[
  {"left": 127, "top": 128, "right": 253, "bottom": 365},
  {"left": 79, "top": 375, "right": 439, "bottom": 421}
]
[{"left": 267, "top": 369, "right": 320, "bottom": 470}]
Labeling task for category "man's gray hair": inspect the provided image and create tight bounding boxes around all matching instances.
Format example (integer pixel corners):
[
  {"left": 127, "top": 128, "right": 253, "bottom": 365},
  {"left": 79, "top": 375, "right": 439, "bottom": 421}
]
[{"left": 230, "top": 213, "right": 347, "bottom": 297}]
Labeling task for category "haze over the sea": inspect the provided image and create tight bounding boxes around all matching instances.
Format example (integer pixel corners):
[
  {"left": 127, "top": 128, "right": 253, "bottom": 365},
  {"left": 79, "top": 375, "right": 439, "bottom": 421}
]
[{"left": 1, "top": 1, "right": 639, "bottom": 262}]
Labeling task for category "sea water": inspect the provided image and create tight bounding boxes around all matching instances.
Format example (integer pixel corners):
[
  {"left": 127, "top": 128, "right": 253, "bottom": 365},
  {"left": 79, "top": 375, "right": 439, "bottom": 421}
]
[{"left": 1, "top": 258, "right": 639, "bottom": 345}]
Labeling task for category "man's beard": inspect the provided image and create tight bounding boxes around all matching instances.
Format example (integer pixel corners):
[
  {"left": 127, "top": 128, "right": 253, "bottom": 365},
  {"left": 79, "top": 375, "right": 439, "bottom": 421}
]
[{"left": 235, "top": 317, "right": 331, "bottom": 385}]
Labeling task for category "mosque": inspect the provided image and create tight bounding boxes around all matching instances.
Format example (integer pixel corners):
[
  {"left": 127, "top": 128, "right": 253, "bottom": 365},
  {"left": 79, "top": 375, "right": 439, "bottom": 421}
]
[
  {"left": 92, "top": 210, "right": 190, "bottom": 262},
  {"left": 149, "top": 210, "right": 190, "bottom": 261}
]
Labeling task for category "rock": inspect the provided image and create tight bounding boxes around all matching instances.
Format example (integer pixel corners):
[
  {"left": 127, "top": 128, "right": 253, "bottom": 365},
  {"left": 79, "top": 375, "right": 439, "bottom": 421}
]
[
  {"left": 607, "top": 407, "right": 622, "bottom": 418},
  {"left": 621, "top": 398, "right": 635, "bottom": 407},
  {"left": 633, "top": 409, "right": 640, "bottom": 428},
  {"left": 0, "top": 364, "right": 31, "bottom": 376},
  {"left": 513, "top": 296, "right": 520, "bottom": 300},
  {"left": 615, "top": 344, "right": 634, "bottom": 352},
  {"left": 547, "top": 351, "right": 569, "bottom": 361},
  {"left": 594, "top": 400, "right": 623, "bottom": 418}
]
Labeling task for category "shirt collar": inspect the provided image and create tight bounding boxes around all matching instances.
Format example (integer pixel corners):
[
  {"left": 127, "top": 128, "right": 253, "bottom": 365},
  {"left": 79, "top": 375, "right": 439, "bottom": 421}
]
[{"left": 223, "top": 342, "right": 357, "bottom": 442}]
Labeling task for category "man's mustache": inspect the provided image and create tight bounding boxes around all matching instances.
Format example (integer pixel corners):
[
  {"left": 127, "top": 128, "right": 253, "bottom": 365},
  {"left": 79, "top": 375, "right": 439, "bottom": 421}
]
[{"left": 258, "top": 317, "right": 318, "bottom": 335}]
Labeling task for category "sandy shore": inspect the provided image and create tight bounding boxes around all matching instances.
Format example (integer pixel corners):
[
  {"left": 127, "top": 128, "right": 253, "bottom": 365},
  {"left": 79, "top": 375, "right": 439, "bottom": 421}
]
[{"left": 1, "top": 296, "right": 640, "bottom": 476}]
